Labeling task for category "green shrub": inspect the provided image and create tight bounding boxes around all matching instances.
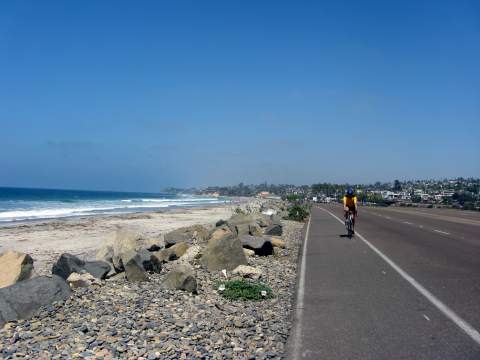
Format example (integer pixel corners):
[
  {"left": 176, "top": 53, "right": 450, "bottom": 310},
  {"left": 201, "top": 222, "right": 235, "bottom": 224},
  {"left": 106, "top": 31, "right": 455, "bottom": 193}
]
[
  {"left": 286, "top": 194, "right": 301, "bottom": 202},
  {"left": 234, "top": 207, "right": 246, "bottom": 215},
  {"left": 288, "top": 204, "right": 309, "bottom": 222},
  {"left": 215, "top": 279, "right": 274, "bottom": 301}
]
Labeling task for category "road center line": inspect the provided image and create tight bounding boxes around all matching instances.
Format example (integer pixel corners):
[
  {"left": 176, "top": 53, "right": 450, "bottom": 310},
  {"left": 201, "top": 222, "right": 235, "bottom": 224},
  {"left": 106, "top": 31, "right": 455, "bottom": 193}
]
[
  {"left": 291, "top": 214, "right": 311, "bottom": 360},
  {"left": 319, "top": 207, "right": 480, "bottom": 346},
  {"left": 403, "top": 221, "right": 413, "bottom": 225},
  {"left": 434, "top": 229, "right": 450, "bottom": 235}
]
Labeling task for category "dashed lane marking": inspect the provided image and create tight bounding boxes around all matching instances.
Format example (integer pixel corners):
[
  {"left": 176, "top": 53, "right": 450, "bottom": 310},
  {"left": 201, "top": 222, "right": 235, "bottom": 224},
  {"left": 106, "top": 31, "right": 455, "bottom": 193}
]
[{"left": 434, "top": 229, "right": 450, "bottom": 235}]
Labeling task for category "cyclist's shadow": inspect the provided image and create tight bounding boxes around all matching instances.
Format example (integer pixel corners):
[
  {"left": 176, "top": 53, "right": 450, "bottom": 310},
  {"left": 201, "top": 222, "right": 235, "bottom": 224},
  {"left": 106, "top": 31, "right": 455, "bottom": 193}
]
[{"left": 339, "top": 234, "right": 354, "bottom": 239}]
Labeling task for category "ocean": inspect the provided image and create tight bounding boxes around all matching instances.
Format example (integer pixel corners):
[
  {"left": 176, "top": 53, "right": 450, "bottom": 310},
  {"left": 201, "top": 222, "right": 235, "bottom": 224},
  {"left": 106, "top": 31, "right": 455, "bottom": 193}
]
[{"left": 0, "top": 187, "right": 227, "bottom": 224}]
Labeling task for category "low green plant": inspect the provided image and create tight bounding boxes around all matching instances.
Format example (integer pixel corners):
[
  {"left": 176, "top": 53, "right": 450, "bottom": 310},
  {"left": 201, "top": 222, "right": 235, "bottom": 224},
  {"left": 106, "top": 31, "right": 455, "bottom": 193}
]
[
  {"left": 287, "top": 204, "right": 309, "bottom": 222},
  {"left": 234, "top": 207, "right": 246, "bottom": 215},
  {"left": 215, "top": 279, "right": 274, "bottom": 301},
  {"left": 286, "top": 194, "right": 301, "bottom": 202}
]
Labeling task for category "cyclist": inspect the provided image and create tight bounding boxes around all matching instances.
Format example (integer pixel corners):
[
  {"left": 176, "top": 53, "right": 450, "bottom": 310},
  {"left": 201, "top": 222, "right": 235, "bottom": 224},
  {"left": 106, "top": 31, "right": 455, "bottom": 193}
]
[{"left": 343, "top": 188, "right": 358, "bottom": 233}]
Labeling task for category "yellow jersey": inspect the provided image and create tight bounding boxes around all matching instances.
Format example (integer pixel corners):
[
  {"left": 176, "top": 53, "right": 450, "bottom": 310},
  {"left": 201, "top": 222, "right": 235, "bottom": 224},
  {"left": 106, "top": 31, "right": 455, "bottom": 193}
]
[{"left": 343, "top": 195, "right": 357, "bottom": 208}]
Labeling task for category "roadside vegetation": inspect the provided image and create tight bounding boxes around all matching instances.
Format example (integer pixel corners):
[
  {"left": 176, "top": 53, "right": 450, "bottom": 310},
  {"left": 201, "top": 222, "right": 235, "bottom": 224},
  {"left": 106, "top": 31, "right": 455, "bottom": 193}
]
[
  {"left": 287, "top": 204, "right": 309, "bottom": 222},
  {"left": 216, "top": 279, "right": 274, "bottom": 301}
]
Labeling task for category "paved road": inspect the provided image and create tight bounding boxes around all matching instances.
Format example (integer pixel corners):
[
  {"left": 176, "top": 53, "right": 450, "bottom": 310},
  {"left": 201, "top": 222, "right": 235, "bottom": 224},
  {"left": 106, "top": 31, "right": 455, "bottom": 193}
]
[{"left": 287, "top": 204, "right": 480, "bottom": 359}]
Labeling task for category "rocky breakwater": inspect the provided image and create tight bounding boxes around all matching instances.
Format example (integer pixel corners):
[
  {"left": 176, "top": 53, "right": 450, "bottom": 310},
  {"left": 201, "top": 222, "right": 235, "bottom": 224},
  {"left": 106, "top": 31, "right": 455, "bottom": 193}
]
[{"left": 0, "top": 200, "right": 306, "bottom": 359}]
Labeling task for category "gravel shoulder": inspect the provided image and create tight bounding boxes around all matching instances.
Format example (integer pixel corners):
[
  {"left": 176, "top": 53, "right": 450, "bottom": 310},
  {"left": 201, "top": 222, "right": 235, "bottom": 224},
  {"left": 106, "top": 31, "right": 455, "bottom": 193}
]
[{"left": 0, "top": 220, "right": 304, "bottom": 359}]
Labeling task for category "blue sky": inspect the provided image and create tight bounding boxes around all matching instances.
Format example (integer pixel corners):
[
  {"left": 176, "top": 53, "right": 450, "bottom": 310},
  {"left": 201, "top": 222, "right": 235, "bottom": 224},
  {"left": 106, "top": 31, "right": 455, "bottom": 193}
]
[{"left": 1, "top": 0, "right": 479, "bottom": 191}]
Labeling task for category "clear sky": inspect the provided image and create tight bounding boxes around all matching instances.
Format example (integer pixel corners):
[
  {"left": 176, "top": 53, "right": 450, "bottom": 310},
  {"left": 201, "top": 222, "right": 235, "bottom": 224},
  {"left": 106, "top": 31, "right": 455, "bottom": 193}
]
[{"left": 1, "top": 0, "right": 479, "bottom": 191}]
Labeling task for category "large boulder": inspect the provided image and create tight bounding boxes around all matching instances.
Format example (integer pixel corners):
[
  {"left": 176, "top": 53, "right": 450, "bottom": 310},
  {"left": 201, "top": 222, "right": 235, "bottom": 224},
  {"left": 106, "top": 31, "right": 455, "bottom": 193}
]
[
  {"left": 270, "top": 236, "right": 286, "bottom": 249},
  {"left": 248, "top": 223, "right": 263, "bottom": 236},
  {"left": 163, "top": 264, "right": 197, "bottom": 293},
  {"left": 235, "top": 223, "right": 251, "bottom": 237},
  {"left": 123, "top": 249, "right": 161, "bottom": 273},
  {"left": 175, "top": 245, "right": 201, "bottom": 265},
  {"left": 234, "top": 222, "right": 262, "bottom": 237},
  {"left": 151, "top": 242, "right": 190, "bottom": 263},
  {"left": 164, "top": 225, "right": 209, "bottom": 248},
  {"left": 228, "top": 214, "right": 255, "bottom": 226},
  {"left": 240, "top": 236, "right": 274, "bottom": 256},
  {"left": 121, "top": 250, "right": 151, "bottom": 282},
  {"left": 264, "top": 223, "right": 283, "bottom": 236},
  {"left": 96, "top": 229, "right": 146, "bottom": 272},
  {"left": 151, "top": 249, "right": 173, "bottom": 263},
  {"left": 169, "top": 242, "right": 190, "bottom": 259},
  {"left": 215, "top": 219, "right": 227, "bottom": 227},
  {"left": 0, "top": 275, "right": 71, "bottom": 327},
  {"left": 202, "top": 226, "right": 247, "bottom": 271},
  {"left": 209, "top": 225, "right": 234, "bottom": 242},
  {"left": 271, "top": 215, "right": 283, "bottom": 225},
  {"left": 0, "top": 250, "right": 34, "bottom": 288},
  {"left": 52, "top": 253, "right": 111, "bottom": 280},
  {"left": 255, "top": 215, "right": 273, "bottom": 228}
]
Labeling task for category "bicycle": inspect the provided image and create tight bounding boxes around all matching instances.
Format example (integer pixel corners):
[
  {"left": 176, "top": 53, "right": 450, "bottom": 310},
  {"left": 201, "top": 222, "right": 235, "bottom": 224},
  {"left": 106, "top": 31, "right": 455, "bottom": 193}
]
[{"left": 345, "top": 210, "right": 354, "bottom": 238}]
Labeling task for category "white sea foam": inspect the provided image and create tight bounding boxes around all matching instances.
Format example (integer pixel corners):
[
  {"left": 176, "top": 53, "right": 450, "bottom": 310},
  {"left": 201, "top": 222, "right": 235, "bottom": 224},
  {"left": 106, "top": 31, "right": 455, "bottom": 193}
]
[
  {"left": 121, "top": 198, "right": 218, "bottom": 203},
  {"left": 0, "top": 197, "right": 226, "bottom": 222}
]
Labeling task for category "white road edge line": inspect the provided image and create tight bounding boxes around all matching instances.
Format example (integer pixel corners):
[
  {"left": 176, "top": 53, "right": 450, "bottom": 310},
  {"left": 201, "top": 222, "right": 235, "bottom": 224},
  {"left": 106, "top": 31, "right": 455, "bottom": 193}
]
[
  {"left": 291, "top": 214, "right": 311, "bottom": 360},
  {"left": 319, "top": 207, "right": 480, "bottom": 346},
  {"left": 434, "top": 229, "right": 450, "bottom": 235}
]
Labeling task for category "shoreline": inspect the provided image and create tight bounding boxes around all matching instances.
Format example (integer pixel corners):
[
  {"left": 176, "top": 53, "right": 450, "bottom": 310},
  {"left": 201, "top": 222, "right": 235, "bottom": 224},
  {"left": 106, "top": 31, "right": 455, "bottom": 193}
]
[
  {"left": 0, "top": 198, "right": 256, "bottom": 275},
  {"left": 0, "top": 197, "right": 250, "bottom": 228}
]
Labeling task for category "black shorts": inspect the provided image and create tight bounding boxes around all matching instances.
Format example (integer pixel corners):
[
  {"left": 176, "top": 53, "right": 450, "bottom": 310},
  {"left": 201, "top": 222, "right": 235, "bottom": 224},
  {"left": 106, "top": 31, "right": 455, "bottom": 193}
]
[{"left": 345, "top": 206, "right": 357, "bottom": 215}]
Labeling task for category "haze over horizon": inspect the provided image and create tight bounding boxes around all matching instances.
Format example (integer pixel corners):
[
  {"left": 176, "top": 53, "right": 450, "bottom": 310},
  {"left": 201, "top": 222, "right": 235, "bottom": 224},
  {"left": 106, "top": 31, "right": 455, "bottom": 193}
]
[{"left": 1, "top": 1, "right": 479, "bottom": 192}]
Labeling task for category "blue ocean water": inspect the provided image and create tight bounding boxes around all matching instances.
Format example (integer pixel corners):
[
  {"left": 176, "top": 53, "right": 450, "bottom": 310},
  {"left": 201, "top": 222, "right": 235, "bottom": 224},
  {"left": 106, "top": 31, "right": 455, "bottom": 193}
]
[{"left": 0, "top": 187, "right": 225, "bottom": 223}]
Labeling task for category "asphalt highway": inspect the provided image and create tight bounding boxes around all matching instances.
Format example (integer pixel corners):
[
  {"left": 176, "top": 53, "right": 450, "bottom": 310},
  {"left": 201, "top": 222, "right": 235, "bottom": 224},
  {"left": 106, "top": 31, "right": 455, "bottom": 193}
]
[{"left": 287, "top": 204, "right": 480, "bottom": 359}]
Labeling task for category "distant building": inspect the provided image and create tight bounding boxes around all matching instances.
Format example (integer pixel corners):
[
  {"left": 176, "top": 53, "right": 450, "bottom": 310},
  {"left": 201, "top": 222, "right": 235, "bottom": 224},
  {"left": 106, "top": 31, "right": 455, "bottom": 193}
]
[{"left": 257, "top": 191, "right": 270, "bottom": 198}]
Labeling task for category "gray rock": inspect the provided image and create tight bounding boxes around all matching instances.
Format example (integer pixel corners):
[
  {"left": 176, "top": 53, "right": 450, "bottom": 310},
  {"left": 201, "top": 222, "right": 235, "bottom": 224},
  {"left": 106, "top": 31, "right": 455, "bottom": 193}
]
[
  {"left": 264, "top": 224, "right": 283, "bottom": 236},
  {"left": 164, "top": 225, "right": 209, "bottom": 248},
  {"left": 122, "top": 249, "right": 161, "bottom": 274},
  {"left": 151, "top": 248, "right": 173, "bottom": 263},
  {"left": 147, "top": 244, "right": 162, "bottom": 252},
  {"left": 271, "top": 215, "right": 283, "bottom": 225},
  {"left": 215, "top": 219, "right": 227, "bottom": 227},
  {"left": 202, "top": 226, "right": 247, "bottom": 271},
  {"left": 240, "top": 236, "right": 274, "bottom": 256},
  {"left": 0, "top": 275, "right": 71, "bottom": 327},
  {"left": 52, "top": 253, "right": 111, "bottom": 280},
  {"left": 122, "top": 251, "right": 149, "bottom": 282},
  {"left": 83, "top": 261, "right": 111, "bottom": 279},
  {"left": 163, "top": 264, "right": 197, "bottom": 293}
]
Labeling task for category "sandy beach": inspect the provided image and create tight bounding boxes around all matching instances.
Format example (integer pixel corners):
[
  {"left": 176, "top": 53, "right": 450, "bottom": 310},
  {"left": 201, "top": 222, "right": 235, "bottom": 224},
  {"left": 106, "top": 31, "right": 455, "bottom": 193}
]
[{"left": 0, "top": 200, "right": 256, "bottom": 275}]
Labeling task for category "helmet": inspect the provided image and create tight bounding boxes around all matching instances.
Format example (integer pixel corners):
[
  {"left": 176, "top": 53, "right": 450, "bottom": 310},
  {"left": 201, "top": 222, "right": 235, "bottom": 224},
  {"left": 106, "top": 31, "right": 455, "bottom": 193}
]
[{"left": 346, "top": 188, "right": 354, "bottom": 196}]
